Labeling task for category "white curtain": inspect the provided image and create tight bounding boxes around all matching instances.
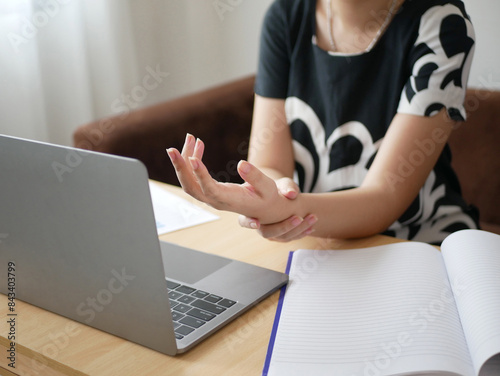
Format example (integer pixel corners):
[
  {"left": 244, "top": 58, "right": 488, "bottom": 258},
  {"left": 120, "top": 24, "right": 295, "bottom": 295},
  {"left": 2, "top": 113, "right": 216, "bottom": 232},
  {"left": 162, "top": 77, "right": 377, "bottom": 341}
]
[
  {"left": 0, "top": 0, "right": 272, "bottom": 147},
  {"left": 0, "top": 0, "right": 139, "bottom": 146},
  {"left": 1, "top": 0, "right": 497, "bottom": 148}
]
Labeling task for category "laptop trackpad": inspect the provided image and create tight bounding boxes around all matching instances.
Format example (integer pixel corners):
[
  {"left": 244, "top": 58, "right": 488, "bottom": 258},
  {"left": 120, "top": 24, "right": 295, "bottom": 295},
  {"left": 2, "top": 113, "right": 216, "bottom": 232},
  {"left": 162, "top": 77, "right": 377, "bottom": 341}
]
[{"left": 159, "top": 241, "right": 232, "bottom": 284}]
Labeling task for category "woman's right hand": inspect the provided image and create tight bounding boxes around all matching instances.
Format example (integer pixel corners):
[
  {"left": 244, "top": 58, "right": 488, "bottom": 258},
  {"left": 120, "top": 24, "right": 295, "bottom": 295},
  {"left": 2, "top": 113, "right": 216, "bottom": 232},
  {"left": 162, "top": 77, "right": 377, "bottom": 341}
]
[{"left": 238, "top": 177, "right": 317, "bottom": 242}]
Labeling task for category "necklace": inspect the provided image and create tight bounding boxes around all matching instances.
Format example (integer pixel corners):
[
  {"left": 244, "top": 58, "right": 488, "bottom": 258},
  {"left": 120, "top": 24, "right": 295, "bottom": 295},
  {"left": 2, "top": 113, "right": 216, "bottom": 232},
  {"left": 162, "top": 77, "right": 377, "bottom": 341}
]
[{"left": 326, "top": 0, "right": 398, "bottom": 52}]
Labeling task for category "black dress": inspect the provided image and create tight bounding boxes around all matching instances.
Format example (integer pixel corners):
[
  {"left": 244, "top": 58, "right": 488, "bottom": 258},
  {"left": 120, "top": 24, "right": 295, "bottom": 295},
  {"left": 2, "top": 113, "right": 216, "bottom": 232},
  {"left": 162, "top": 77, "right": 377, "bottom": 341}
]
[{"left": 254, "top": 0, "right": 479, "bottom": 244}]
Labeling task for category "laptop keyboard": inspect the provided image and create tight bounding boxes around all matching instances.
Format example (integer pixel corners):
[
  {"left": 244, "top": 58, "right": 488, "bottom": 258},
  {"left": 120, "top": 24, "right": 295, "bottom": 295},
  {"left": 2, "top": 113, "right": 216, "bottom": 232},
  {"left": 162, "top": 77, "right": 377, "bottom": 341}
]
[{"left": 166, "top": 279, "right": 237, "bottom": 340}]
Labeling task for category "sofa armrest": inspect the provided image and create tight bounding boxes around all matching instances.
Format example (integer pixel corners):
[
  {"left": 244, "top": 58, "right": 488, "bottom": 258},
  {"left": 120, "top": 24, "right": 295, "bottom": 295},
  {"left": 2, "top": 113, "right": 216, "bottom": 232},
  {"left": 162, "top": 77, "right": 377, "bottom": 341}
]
[
  {"left": 448, "top": 89, "right": 500, "bottom": 232},
  {"left": 73, "top": 76, "right": 255, "bottom": 185}
]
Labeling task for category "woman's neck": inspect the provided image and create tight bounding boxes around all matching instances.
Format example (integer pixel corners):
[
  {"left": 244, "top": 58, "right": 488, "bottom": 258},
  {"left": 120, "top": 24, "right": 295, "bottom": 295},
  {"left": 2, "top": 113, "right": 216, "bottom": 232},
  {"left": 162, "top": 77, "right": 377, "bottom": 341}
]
[
  {"left": 330, "top": 0, "right": 393, "bottom": 29},
  {"left": 316, "top": 0, "right": 401, "bottom": 53}
]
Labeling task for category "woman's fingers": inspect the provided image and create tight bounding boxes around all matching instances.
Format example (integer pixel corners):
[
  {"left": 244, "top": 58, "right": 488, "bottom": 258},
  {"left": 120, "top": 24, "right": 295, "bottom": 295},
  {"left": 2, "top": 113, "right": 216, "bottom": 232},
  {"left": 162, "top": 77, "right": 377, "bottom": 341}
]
[
  {"left": 237, "top": 160, "right": 276, "bottom": 197},
  {"left": 261, "top": 214, "right": 317, "bottom": 241},
  {"left": 166, "top": 147, "right": 184, "bottom": 171},
  {"left": 274, "top": 214, "right": 316, "bottom": 241},
  {"left": 167, "top": 134, "right": 207, "bottom": 199},
  {"left": 167, "top": 147, "right": 205, "bottom": 199},
  {"left": 238, "top": 215, "right": 260, "bottom": 229},
  {"left": 181, "top": 133, "right": 196, "bottom": 159},
  {"left": 193, "top": 137, "right": 205, "bottom": 160},
  {"left": 189, "top": 157, "right": 258, "bottom": 213},
  {"left": 239, "top": 214, "right": 317, "bottom": 242},
  {"left": 189, "top": 157, "right": 224, "bottom": 205},
  {"left": 276, "top": 177, "right": 299, "bottom": 199}
]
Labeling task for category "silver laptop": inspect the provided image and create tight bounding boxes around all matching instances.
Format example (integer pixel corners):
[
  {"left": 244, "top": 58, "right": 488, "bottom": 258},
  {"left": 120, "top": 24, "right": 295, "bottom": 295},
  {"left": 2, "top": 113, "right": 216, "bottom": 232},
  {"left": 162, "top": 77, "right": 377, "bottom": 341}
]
[{"left": 0, "top": 134, "right": 288, "bottom": 355}]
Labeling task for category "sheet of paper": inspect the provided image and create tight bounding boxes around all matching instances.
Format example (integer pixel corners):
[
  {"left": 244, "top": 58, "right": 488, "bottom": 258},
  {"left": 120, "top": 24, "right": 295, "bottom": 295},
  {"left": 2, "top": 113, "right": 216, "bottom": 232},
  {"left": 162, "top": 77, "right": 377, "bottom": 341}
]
[{"left": 148, "top": 182, "right": 218, "bottom": 234}]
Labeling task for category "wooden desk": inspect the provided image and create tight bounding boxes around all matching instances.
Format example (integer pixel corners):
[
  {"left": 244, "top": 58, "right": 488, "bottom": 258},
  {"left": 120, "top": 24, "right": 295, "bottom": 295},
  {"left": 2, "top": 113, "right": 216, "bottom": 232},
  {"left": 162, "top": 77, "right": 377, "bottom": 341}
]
[{"left": 0, "top": 183, "right": 401, "bottom": 376}]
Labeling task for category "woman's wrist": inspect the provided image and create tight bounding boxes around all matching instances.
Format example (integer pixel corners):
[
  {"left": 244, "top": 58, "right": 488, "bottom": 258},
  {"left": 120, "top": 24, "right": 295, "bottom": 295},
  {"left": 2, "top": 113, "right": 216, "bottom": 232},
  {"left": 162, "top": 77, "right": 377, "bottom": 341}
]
[
  {"left": 274, "top": 190, "right": 308, "bottom": 224},
  {"left": 290, "top": 191, "right": 308, "bottom": 221}
]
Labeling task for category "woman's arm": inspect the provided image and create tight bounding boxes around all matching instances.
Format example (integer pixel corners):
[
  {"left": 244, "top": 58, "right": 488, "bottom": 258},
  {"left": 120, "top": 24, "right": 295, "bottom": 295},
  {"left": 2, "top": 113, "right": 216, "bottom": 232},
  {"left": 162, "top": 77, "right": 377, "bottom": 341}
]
[
  {"left": 286, "top": 108, "right": 454, "bottom": 238},
  {"left": 246, "top": 95, "right": 295, "bottom": 180},
  {"left": 241, "top": 96, "right": 456, "bottom": 240},
  {"left": 167, "top": 101, "right": 454, "bottom": 240},
  {"left": 242, "top": 95, "right": 318, "bottom": 240}
]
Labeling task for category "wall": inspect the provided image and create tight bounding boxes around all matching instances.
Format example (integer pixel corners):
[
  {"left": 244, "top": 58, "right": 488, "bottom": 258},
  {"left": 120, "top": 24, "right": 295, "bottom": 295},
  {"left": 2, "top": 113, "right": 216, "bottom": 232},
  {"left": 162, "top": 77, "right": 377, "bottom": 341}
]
[
  {"left": 126, "top": 0, "right": 273, "bottom": 108},
  {"left": 464, "top": 0, "right": 500, "bottom": 90}
]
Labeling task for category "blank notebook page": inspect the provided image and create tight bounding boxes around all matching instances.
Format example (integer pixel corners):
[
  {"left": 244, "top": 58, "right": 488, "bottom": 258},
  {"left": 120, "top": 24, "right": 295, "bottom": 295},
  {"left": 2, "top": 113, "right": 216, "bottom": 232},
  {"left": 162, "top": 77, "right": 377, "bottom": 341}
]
[
  {"left": 441, "top": 230, "right": 500, "bottom": 376},
  {"left": 266, "top": 243, "right": 475, "bottom": 376}
]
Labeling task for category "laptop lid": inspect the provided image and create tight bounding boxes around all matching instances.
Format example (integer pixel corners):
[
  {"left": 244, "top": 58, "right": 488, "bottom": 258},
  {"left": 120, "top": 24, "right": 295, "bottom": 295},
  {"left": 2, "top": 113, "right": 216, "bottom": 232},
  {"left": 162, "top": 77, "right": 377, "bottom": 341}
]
[
  {"left": 0, "top": 134, "right": 288, "bottom": 355},
  {"left": 0, "top": 135, "right": 178, "bottom": 354}
]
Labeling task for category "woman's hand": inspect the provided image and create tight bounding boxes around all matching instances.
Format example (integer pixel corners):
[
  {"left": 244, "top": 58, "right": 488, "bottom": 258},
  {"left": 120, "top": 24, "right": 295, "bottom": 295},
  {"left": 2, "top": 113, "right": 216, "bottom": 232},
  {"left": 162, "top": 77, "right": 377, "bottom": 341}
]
[
  {"left": 238, "top": 178, "right": 317, "bottom": 242},
  {"left": 166, "top": 134, "right": 301, "bottom": 224}
]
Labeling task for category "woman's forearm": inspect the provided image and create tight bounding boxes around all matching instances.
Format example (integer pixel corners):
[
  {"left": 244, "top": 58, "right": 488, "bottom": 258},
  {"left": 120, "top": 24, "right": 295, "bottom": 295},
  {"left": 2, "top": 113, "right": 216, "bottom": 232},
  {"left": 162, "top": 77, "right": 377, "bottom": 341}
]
[
  {"left": 257, "top": 167, "right": 291, "bottom": 181},
  {"left": 285, "top": 187, "right": 399, "bottom": 239},
  {"left": 251, "top": 168, "right": 398, "bottom": 238}
]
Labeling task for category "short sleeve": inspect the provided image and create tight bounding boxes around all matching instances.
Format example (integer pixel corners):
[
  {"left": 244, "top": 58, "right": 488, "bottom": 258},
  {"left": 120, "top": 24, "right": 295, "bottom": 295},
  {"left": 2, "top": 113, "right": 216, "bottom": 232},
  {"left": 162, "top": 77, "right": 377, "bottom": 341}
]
[
  {"left": 397, "top": 3, "right": 475, "bottom": 121},
  {"left": 254, "top": 0, "right": 290, "bottom": 99}
]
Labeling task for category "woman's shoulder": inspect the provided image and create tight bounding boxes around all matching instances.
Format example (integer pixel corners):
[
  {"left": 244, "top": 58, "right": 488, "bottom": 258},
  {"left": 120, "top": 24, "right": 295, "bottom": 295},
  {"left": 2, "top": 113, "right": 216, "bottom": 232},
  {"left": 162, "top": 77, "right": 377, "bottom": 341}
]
[
  {"left": 399, "top": 0, "right": 471, "bottom": 20},
  {"left": 262, "top": 0, "right": 315, "bottom": 44},
  {"left": 264, "top": 0, "right": 314, "bottom": 24},
  {"left": 392, "top": 0, "right": 473, "bottom": 47}
]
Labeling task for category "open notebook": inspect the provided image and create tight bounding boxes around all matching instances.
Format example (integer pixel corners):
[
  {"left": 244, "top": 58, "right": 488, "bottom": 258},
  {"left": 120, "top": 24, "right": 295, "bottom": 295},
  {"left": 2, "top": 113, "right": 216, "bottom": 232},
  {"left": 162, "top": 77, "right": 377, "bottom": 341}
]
[{"left": 263, "top": 229, "right": 500, "bottom": 376}]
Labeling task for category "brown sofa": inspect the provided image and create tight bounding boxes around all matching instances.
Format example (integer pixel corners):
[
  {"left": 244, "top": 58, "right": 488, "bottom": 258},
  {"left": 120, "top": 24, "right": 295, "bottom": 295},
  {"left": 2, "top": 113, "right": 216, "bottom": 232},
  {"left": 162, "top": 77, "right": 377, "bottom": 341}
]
[{"left": 73, "top": 76, "right": 500, "bottom": 234}]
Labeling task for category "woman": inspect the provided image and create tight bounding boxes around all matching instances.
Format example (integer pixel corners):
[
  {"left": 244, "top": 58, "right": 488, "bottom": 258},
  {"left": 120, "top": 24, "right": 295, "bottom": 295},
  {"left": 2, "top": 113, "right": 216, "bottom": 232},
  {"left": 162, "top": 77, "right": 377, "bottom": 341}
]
[{"left": 167, "top": 0, "right": 478, "bottom": 245}]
